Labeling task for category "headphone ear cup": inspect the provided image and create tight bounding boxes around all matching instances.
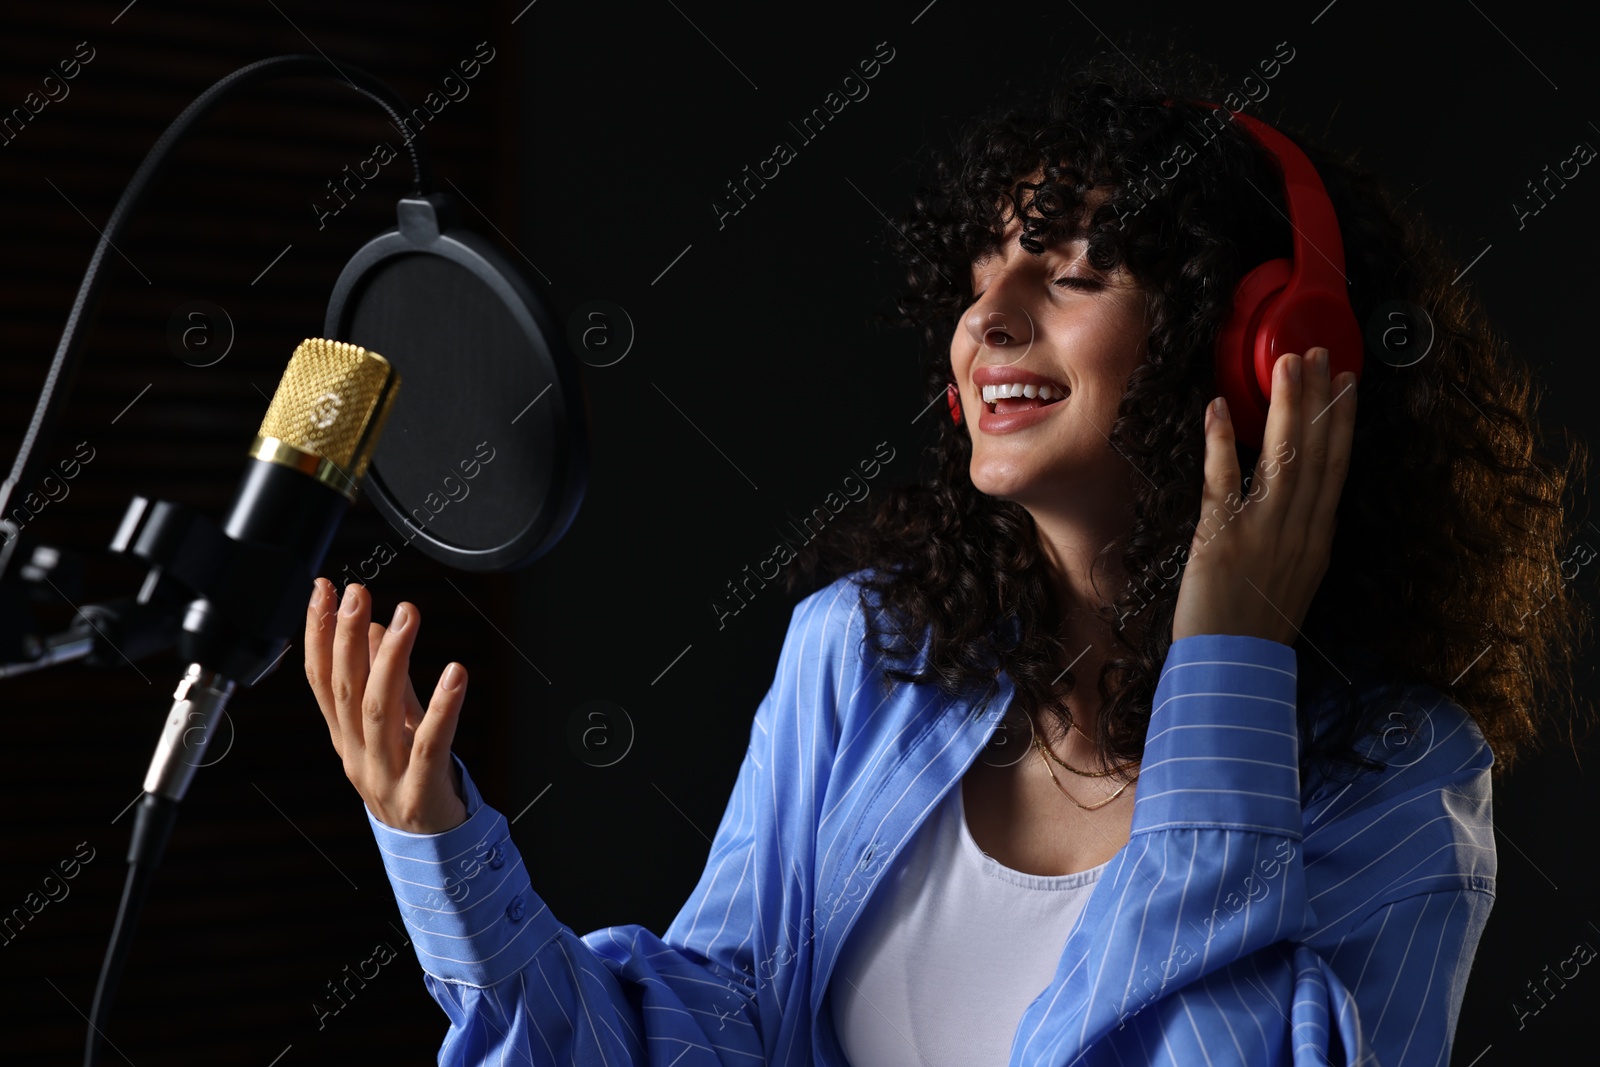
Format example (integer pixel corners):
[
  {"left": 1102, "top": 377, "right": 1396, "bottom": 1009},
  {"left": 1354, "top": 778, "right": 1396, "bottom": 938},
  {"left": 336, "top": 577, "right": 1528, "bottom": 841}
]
[
  {"left": 946, "top": 382, "right": 963, "bottom": 426},
  {"left": 1213, "top": 257, "right": 1292, "bottom": 450},
  {"left": 1257, "top": 286, "right": 1366, "bottom": 419}
]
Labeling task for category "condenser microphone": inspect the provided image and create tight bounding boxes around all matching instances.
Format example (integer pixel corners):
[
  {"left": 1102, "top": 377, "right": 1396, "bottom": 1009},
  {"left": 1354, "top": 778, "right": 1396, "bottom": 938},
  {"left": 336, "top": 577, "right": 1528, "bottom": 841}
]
[{"left": 140, "top": 337, "right": 398, "bottom": 802}]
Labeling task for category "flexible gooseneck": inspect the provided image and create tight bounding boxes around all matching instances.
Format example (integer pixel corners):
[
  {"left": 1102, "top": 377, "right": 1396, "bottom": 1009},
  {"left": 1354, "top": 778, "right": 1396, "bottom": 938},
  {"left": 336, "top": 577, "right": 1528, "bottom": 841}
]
[{"left": 0, "top": 54, "right": 430, "bottom": 542}]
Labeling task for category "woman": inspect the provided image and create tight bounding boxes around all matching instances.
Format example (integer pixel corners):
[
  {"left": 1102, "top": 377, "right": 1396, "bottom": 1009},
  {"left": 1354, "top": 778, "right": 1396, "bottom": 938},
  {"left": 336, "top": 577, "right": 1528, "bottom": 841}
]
[{"left": 302, "top": 51, "right": 1589, "bottom": 1065}]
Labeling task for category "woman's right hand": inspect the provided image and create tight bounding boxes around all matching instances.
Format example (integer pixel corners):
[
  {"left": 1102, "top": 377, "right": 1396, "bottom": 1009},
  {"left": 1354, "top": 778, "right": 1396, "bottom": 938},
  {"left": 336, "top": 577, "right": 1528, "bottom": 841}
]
[{"left": 304, "top": 577, "right": 470, "bottom": 834}]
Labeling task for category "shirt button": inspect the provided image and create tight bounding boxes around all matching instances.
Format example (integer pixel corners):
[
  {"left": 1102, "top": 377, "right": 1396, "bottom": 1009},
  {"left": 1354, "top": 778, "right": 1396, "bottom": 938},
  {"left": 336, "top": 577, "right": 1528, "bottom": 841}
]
[
  {"left": 506, "top": 895, "right": 525, "bottom": 922},
  {"left": 488, "top": 845, "right": 505, "bottom": 870}
]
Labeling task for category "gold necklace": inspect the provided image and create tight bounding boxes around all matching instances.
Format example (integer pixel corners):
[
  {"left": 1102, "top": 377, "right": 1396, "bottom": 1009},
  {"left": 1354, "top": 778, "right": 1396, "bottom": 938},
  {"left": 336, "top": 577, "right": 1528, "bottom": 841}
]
[
  {"left": 1035, "top": 710, "right": 1140, "bottom": 779},
  {"left": 1033, "top": 734, "right": 1135, "bottom": 811}
]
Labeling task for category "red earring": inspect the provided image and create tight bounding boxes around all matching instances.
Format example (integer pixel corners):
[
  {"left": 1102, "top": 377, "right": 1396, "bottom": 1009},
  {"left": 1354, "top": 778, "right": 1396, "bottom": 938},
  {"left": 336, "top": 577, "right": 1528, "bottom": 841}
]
[{"left": 946, "top": 383, "right": 963, "bottom": 426}]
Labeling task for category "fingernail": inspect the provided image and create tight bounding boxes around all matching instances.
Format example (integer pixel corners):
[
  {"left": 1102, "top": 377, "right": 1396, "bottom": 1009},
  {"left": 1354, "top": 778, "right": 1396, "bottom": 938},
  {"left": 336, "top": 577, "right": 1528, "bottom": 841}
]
[
  {"left": 1287, "top": 354, "right": 1302, "bottom": 384},
  {"left": 1213, "top": 396, "right": 1229, "bottom": 421},
  {"left": 340, "top": 584, "right": 361, "bottom": 616},
  {"left": 309, "top": 579, "right": 324, "bottom": 608},
  {"left": 390, "top": 604, "right": 408, "bottom": 632},
  {"left": 442, "top": 662, "right": 464, "bottom": 691},
  {"left": 1315, "top": 347, "right": 1331, "bottom": 375}
]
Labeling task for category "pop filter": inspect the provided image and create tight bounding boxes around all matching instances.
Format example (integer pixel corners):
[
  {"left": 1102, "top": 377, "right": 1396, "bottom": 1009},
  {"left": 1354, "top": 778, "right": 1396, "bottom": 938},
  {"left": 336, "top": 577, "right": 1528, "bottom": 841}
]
[{"left": 324, "top": 192, "right": 589, "bottom": 572}]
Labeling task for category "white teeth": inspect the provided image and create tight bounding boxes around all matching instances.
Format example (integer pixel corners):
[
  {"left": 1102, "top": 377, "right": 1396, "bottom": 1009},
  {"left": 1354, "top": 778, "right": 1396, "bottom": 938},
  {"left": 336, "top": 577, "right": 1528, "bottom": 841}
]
[{"left": 981, "top": 382, "right": 1067, "bottom": 403}]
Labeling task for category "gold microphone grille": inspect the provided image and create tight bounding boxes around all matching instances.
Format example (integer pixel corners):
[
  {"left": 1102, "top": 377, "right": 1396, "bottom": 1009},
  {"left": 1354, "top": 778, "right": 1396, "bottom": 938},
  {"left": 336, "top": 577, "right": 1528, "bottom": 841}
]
[{"left": 256, "top": 338, "right": 400, "bottom": 490}]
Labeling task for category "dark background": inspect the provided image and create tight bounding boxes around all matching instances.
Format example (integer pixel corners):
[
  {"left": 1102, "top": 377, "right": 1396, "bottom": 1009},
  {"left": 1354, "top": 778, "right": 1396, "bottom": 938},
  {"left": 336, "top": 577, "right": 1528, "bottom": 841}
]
[{"left": 2, "top": 0, "right": 1594, "bottom": 1063}]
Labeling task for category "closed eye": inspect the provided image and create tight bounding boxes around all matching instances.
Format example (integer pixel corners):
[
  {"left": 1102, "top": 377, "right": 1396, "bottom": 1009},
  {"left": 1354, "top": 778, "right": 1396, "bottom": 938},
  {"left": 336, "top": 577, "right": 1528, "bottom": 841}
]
[
  {"left": 1054, "top": 276, "right": 1101, "bottom": 292},
  {"left": 967, "top": 275, "right": 1101, "bottom": 305}
]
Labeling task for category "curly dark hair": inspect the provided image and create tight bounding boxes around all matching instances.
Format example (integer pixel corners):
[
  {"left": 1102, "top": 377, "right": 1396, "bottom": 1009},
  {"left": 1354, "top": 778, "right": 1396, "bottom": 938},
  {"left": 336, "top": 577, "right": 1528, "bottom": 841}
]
[{"left": 786, "top": 44, "right": 1592, "bottom": 786}]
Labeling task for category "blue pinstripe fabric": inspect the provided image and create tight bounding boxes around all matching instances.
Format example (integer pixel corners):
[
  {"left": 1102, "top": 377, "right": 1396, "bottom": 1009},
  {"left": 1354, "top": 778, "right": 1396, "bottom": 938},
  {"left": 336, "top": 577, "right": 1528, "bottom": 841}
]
[{"left": 366, "top": 570, "right": 1495, "bottom": 1065}]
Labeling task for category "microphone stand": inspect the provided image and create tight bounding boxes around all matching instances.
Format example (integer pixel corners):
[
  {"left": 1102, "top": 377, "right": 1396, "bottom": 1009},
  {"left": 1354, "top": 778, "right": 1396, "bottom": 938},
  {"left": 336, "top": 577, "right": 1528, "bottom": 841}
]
[{"left": 0, "top": 55, "right": 433, "bottom": 1067}]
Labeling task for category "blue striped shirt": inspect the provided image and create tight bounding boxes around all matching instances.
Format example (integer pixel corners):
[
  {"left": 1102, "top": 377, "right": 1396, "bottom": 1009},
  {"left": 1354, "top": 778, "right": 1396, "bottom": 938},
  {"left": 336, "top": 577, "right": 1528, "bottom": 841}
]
[{"left": 366, "top": 570, "right": 1496, "bottom": 1065}]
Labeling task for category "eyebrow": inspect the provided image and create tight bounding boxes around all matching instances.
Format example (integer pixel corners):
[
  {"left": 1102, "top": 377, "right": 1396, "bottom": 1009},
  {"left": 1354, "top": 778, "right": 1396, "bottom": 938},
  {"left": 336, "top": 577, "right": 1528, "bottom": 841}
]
[{"left": 971, "top": 235, "right": 1092, "bottom": 270}]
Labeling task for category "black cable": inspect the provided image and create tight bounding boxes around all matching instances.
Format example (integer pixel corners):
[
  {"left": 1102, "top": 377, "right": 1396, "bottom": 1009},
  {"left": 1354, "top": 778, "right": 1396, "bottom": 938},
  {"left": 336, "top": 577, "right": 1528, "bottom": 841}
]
[
  {"left": 0, "top": 54, "right": 433, "bottom": 530},
  {"left": 84, "top": 794, "right": 178, "bottom": 1067}
]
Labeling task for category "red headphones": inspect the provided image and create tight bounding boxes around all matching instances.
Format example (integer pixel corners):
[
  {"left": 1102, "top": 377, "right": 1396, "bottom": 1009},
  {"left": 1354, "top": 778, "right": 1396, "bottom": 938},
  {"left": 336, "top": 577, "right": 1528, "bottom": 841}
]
[{"left": 947, "top": 102, "right": 1363, "bottom": 451}]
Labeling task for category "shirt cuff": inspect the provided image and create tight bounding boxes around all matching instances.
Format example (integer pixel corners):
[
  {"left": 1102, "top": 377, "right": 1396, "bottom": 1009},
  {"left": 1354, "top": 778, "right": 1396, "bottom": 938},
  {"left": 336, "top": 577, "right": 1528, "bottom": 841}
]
[
  {"left": 365, "top": 754, "right": 561, "bottom": 987},
  {"left": 1131, "top": 633, "right": 1301, "bottom": 837}
]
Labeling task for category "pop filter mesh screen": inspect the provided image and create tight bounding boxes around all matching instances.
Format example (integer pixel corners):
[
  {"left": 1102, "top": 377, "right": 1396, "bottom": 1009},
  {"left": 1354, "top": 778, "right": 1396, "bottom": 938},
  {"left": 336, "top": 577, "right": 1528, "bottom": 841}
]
[{"left": 343, "top": 253, "right": 550, "bottom": 549}]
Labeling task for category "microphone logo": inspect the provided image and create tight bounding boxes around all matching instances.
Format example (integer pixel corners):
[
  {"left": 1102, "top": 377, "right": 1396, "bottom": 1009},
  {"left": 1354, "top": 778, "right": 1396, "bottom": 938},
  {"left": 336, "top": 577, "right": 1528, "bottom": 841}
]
[
  {"left": 310, "top": 391, "right": 343, "bottom": 431},
  {"left": 307, "top": 390, "right": 344, "bottom": 456}
]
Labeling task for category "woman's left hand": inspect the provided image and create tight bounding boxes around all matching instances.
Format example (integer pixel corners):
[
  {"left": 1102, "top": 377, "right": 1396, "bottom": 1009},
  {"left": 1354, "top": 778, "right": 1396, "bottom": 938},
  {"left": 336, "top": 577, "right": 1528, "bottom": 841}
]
[{"left": 1171, "top": 346, "right": 1358, "bottom": 646}]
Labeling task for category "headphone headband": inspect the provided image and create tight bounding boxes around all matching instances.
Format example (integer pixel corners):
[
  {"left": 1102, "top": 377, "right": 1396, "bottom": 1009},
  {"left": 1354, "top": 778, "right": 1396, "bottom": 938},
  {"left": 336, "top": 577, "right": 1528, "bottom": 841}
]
[
  {"left": 1173, "top": 100, "right": 1348, "bottom": 299},
  {"left": 1163, "top": 98, "right": 1364, "bottom": 448}
]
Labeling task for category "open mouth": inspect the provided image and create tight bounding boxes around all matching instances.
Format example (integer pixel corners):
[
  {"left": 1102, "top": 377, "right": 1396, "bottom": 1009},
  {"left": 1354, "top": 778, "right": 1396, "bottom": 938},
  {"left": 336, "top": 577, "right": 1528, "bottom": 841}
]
[{"left": 984, "top": 384, "right": 1069, "bottom": 416}]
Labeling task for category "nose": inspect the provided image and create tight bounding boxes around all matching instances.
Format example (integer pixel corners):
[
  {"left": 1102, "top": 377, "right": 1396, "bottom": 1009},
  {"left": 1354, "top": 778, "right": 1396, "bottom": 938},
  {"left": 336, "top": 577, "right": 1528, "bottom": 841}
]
[{"left": 964, "top": 298, "right": 1034, "bottom": 364}]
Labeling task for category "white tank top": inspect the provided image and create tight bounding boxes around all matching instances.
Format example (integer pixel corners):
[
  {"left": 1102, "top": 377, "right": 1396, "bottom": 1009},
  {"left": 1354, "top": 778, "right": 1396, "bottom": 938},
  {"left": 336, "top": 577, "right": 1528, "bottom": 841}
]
[{"left": 829, "top": 777, "right": 1109, "bottom": 1067}]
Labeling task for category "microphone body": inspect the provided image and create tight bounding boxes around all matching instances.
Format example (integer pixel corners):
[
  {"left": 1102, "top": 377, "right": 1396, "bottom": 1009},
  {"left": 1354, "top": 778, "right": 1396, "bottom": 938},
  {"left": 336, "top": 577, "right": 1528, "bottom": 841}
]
[
  {"left": 175, "top": 452, "right": 351, "bottom": 686},
  {"left": 142, "top": 337, "right": 399, "bottom": 799}
]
